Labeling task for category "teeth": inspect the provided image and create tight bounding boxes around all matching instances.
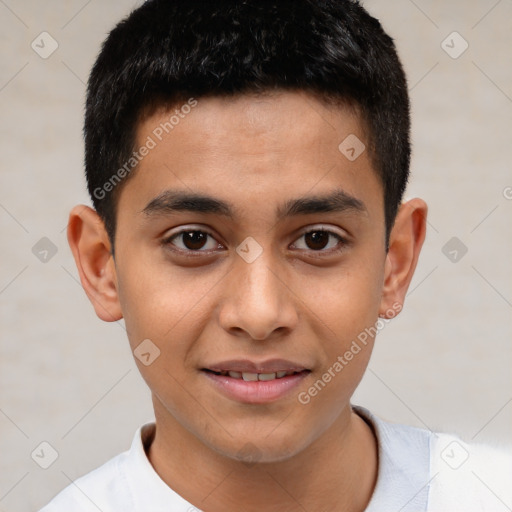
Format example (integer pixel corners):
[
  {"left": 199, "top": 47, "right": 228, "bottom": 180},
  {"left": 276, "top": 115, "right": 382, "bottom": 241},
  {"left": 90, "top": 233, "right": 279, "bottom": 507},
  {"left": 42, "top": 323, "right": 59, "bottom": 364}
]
[
  {"left": 209, "top": 369, "right": 302, "bottom": 380},
  {"left": 258, "top": 373, "right": 277, "bottom": 381},
  {"left": 221, "top": 371, "right": 299, "bottom": 381}
]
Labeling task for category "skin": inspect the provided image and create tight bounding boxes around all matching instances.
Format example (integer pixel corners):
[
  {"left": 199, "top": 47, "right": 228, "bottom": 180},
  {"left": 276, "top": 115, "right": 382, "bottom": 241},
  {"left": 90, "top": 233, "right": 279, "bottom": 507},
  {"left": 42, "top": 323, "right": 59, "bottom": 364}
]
[{"left": 68, "top": 91, "right": 427, "bottom": 512}]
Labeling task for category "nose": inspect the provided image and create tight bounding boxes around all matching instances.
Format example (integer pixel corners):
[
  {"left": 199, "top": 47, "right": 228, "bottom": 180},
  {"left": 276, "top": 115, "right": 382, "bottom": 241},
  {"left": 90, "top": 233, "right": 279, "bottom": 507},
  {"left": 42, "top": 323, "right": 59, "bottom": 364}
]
[{"left": 218, "top": 253, "right": 299, "bottom": 341}]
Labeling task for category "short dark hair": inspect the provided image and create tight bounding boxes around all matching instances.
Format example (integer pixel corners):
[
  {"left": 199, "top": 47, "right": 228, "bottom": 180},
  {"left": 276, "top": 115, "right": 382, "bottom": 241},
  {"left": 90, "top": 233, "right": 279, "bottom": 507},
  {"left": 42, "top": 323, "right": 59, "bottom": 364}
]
[{"left": 85, "top": 0, "right": 410, "bottom": 249}]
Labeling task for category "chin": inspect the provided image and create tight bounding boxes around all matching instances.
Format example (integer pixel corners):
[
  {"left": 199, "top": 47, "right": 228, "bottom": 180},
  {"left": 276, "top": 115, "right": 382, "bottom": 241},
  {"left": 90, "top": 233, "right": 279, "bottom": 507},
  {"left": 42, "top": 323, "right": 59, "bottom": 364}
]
[{"left": 205, "top": 428, "right": 310, "bottom": 465}]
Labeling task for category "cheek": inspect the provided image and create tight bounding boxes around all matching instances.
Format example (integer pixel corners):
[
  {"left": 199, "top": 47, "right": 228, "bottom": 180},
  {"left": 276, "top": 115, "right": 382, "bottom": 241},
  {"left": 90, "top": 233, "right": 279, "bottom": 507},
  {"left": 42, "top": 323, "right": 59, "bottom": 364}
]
[
  {"left": 298, "top": 260, "right": 383, "bottom": 335},
  {"left": 116, "top": 253, "right": 219, "bottom": 347},
  {"left": 296, "top": 258, "right": 383, "bottom": 400}
]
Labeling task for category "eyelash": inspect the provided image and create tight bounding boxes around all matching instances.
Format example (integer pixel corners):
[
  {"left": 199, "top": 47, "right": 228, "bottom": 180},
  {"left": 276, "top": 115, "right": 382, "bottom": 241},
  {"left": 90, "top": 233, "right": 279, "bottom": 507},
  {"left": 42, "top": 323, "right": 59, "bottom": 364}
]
[{"left": 161, "top": 226, "right": 348, "bottom": 258}]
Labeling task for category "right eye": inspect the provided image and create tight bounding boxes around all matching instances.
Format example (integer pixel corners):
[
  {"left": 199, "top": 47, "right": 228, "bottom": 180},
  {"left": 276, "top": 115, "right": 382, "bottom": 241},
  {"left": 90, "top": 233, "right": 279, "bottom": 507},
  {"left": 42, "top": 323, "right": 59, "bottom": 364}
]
[{"left": 162, "top": 228, "right": 224, "bottom": 255}]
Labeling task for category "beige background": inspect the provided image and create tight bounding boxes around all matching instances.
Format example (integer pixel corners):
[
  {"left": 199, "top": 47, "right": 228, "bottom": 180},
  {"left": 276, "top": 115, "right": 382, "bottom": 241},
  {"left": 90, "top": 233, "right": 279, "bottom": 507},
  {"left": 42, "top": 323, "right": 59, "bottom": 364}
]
[{"left": 0, "top": 1, "right": 511, "bottom": 510}]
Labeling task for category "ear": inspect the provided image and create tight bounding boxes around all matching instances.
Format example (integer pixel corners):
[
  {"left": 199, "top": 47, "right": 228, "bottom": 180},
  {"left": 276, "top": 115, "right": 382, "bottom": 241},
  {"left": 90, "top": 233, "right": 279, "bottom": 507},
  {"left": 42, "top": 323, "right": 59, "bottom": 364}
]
[
  {"left": 379, "top": 198, "right": 427, "bottom": 318},
  {"left": 67, "top": 205, "right": 123, "bottom": 322}
]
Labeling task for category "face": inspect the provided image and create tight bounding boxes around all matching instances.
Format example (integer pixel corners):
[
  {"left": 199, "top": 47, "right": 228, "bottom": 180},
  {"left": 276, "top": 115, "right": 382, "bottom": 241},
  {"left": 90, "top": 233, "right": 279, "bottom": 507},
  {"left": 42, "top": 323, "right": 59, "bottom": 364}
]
[{"left": 86, "top": 91, "right": 405, "bottom": 463}]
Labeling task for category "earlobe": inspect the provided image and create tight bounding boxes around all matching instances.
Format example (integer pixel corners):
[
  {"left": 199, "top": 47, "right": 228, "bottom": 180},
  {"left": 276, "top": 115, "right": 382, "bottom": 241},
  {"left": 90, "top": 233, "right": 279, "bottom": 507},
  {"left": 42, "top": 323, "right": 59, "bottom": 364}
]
[
  {"left": 67, "top": 205, "right": 123, "bottom": 322},
  {"left": 379, "top": 198, "right": 427, "bottom": 317}
]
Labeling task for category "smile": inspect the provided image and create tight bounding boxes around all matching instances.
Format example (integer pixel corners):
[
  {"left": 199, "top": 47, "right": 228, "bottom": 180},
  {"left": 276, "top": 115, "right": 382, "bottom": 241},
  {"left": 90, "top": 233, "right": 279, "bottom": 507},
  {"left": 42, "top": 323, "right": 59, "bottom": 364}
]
[
  {"left": 201, "top": 360, "right": 311, "bottom": 404},
  {"left": 205, "top": 369, "right": 303, "bottom": 381}
]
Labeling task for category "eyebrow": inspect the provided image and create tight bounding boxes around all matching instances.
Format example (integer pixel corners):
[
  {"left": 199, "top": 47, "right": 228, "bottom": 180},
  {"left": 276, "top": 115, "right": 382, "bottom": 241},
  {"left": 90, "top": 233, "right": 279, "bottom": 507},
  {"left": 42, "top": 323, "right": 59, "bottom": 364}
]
[{"left": 141, "top": 188, "right": 366, "bottom": 219}]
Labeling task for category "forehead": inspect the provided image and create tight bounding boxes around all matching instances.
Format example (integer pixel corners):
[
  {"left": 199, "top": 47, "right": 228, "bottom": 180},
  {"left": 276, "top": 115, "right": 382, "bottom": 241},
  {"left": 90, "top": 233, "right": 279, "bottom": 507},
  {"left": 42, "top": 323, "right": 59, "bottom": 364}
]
[
  {"left": 118, "top": 91, "right": 382, "bottom": 224},
  {"left": 139, "top": 91, "right": 361, "bottom": 159}
]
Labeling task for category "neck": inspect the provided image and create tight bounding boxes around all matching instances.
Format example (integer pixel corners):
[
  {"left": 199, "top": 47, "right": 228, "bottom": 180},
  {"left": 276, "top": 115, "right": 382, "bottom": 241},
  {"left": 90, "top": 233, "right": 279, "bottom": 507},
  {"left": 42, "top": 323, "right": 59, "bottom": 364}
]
[{"left": 147, "top": 398, "right": 377, "bottom": 512}]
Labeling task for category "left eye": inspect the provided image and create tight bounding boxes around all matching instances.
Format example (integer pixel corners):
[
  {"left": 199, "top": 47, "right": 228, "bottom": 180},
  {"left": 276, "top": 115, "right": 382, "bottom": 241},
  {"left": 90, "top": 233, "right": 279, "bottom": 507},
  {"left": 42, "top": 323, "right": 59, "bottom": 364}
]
[
  {"left": 165, "top": 230, "right": 220, "bottom": 251},
  {"left": 292, "top": 229, "right": 344, "bottom": 252}
]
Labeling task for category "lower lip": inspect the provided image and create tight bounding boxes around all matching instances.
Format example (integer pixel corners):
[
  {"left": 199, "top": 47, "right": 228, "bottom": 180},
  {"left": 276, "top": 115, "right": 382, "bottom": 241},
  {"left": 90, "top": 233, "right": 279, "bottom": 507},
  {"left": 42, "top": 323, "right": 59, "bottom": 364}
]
[{"left": 202, "top": 371, "right": 309, "bottom": 404}]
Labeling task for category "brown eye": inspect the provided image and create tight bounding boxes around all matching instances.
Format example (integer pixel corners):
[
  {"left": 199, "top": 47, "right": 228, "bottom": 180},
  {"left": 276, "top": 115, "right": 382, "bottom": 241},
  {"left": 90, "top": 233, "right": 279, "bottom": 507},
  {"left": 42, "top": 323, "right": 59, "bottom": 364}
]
[
  {"left": 181, "top": 231, "right": 208, "bottom": 250},
  {"left": 304, "top": 231, "right": 330, "bottom": 250},
  {"left": 292, "top": 227, "right": 347, "bottom": 255},
  {"left": 164, "top": 229, "right": 221, "bottom": 252}
]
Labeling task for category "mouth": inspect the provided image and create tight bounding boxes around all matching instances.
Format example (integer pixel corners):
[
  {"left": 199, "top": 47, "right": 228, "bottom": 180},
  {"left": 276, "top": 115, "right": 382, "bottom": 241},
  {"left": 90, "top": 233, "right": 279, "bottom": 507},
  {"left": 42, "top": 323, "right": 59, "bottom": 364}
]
[
  {"left": 201, "top": 359, "right": 311, "bottom": 404},
  {"left": 202, "top": 368, "right": 307, "bottom": 381}
]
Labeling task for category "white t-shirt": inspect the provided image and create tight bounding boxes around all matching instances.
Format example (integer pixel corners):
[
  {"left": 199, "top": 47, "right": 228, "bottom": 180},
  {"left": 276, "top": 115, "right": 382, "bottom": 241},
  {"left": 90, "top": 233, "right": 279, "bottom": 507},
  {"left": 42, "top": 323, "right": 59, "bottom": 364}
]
[{"left": 39, "top": 406, "right": 512, "bottom": 511}]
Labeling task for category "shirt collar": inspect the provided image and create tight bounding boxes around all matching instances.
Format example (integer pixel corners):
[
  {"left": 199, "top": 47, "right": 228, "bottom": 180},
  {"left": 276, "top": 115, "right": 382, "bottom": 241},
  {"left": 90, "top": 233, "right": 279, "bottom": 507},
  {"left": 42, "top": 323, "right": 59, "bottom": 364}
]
[
  {"left": 353, "top": 405, "right": 431, "bottom": 512},
  {"left": 125, "top": 406, "right": 431, "bottom": 512}
]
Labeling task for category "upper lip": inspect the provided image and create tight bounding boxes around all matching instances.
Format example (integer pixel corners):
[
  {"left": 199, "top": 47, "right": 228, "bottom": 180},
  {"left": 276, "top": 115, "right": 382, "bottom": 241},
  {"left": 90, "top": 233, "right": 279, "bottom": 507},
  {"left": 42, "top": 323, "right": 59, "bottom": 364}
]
[{"left": 203, "top": 359, "right": 310, "bottom": 373}]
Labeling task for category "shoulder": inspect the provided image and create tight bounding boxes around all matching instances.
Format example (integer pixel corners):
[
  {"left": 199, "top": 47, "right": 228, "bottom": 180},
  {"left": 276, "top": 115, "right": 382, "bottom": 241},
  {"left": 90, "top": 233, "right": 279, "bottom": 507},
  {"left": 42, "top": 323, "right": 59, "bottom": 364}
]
[
  {"left": 354, "top": 406, "right": 512, "bottom": 512},
  {"left": 39, "top": 422, "right": 199, "bottom": 512},
  {"left": 38, "top": 450, "right": 133, "bottom": 512},
  {"left": 428, "top": 432, "right": 512, "bottom": 511},
  {"left": 36, "top": 424, "right": 155, "bottom": 512}
]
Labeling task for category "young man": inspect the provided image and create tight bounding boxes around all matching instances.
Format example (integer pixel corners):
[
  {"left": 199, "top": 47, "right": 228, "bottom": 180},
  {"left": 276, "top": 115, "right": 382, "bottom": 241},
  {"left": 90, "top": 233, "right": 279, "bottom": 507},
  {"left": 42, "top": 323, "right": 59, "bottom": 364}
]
[{"left": 40, "top": 1, "right": 511, "bottom": 511}]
